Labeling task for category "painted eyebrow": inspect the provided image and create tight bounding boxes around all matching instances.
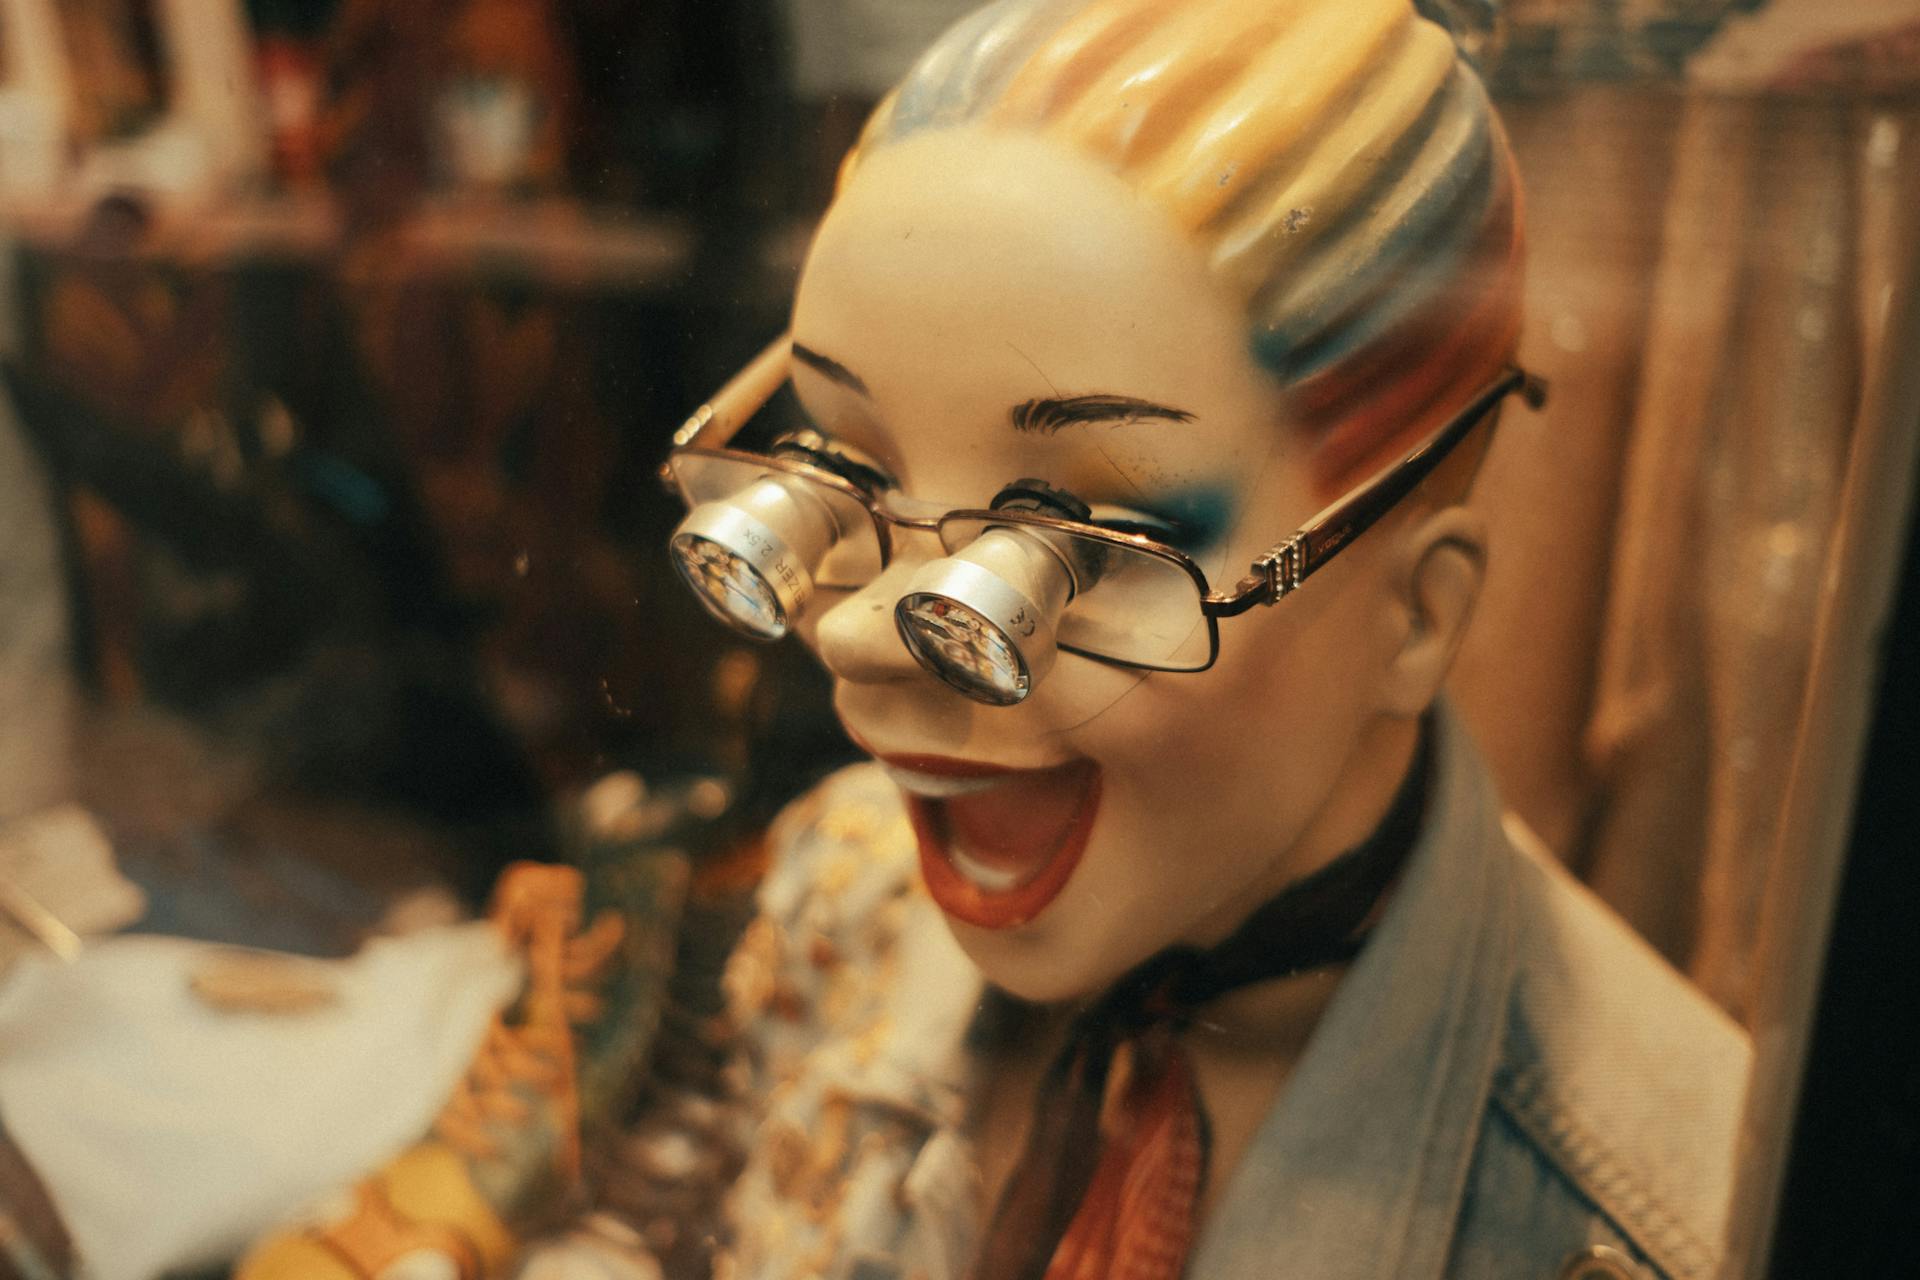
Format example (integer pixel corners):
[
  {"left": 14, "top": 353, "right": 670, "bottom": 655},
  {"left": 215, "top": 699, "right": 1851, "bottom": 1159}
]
[
  {"left": 791, "top": 343, "right": 871, "bottom": 398},
  {"left": 1010, "top": 395, "right": 1195, "bottom": 434}
]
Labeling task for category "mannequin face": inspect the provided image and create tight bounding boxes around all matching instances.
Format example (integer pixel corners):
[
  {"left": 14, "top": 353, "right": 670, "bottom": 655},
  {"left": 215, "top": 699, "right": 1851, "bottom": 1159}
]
[{"left": 789, "top": 128, "right": 1421, "bottom": 1002}]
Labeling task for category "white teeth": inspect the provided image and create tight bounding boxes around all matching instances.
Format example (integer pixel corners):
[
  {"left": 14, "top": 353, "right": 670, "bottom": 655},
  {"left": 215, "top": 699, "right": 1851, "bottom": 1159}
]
[
  {"left": 950, "top": 844, "right": 1025, "bottom": 892},
  {"left": 882, "top": 765, "right": 1002, "bottom": 799}
]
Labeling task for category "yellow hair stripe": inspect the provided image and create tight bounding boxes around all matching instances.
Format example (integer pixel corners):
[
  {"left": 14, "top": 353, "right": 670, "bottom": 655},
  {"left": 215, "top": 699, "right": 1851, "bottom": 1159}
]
[
  {"left": 1138, "top": 0, "right": 1412, "bottom": 232},
  {"left": 988, "top": 0, "right": 1169, "bottom": 130},
  {"left": 1043, "top": 0, "right": 1300, "bottom": 171},
  {"left": 1205, "top": 16, "right": 1456, "bottom": 297}
]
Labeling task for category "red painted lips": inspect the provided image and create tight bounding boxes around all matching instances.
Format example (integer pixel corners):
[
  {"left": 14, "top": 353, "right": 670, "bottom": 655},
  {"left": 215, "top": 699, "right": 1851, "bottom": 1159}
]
[{"left": 882, "top": 754, "right": 1103, "bottom": 930}]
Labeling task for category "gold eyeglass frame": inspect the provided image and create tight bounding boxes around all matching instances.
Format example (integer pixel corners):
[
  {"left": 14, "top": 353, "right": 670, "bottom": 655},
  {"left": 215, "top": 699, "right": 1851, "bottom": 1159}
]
[{"left": 661, "top": 334, "right": 1548, "bottom": 675}]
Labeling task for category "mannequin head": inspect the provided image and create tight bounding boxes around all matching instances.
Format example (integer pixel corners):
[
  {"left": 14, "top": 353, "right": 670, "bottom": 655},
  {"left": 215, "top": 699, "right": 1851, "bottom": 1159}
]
[
  {"left": 843, "top": 0, "right": 1524, "bottom": 494},
  {"left": 720, "top": 0, "right": 1524, "bottom": 1002}
]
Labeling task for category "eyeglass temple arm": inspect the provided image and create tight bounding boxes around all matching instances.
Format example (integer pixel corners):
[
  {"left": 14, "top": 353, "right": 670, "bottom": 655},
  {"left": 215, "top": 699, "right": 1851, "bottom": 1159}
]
[
  {"left": 1205, "top": 367, "right": 1549, "bottom": 617},
  {"left": 657, "top": 334, "right": 792, "bottom": 493},
  {"left": 669, "top": 334, "right": 793, "bottom": 450}
]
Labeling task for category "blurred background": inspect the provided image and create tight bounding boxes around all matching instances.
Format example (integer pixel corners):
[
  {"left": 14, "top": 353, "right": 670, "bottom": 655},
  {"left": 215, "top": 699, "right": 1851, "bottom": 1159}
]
[
  {"left": 0, "top": 1, "right": 1915, "bottom": 1277},
  {"left": 0, "top": 0, "right": 864, "bottom": 946}
]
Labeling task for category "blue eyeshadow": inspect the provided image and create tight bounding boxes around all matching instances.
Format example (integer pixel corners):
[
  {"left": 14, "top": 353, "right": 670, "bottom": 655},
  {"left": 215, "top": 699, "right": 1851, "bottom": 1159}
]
[{"left": 1148, "top": 486, "right": 1236, "bottom": 552}]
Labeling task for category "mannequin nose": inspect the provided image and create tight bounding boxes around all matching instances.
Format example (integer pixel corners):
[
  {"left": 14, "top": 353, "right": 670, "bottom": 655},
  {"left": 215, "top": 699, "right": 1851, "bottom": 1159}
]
[{"left": 813, "top": 554, "right": 934, "bottom": 686}]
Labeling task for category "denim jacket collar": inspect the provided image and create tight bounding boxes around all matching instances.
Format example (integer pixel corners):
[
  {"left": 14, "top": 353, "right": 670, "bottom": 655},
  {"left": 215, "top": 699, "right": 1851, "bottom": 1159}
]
[{"left": 1186, "top": 706, "right": 1521, "bottom": 1280}]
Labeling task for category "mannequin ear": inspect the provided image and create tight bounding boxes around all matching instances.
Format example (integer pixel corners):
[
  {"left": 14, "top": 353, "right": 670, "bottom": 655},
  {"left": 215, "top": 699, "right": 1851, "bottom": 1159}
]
[{"left": 1378, "top": 504, "right": 1487, "bottom": 717}]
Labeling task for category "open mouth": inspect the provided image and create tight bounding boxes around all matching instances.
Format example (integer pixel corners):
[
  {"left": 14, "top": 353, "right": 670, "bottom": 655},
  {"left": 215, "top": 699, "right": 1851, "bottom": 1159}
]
[{"left": 881, "top": 755, "right": 1102, "bottom": 930}]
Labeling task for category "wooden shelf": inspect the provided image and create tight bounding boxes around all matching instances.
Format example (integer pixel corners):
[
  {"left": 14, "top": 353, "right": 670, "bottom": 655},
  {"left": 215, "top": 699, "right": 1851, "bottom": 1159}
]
[{"left": 0, "top": 191, "right": 697, "bottom": 290}]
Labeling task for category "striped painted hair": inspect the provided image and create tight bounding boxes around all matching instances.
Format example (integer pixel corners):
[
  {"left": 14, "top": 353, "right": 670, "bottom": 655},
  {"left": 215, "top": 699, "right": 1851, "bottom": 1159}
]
[{"left": 839, "top": 0, "right": 1525, "bottom": 494}]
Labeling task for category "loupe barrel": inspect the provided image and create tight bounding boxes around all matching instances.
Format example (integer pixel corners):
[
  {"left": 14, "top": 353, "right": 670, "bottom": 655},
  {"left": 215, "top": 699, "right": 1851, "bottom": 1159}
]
[
  {"left": 670, "top": 475, "right": 842, "bottom": 639},
  {"left": 895, "top": 524, "right": 1085, "bottom": 704}
]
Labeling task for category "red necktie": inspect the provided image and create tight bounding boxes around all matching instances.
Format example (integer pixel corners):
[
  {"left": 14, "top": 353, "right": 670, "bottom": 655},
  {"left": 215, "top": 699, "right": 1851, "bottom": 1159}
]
[{"left": 1044, "top": 1026, "right": 1206, "bottom": 1280}]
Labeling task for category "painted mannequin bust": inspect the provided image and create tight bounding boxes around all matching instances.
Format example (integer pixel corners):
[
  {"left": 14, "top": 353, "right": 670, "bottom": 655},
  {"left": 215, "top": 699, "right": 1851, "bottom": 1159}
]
[{"left": 667, "top": 1, "right": 1750, "bottom": 1277}]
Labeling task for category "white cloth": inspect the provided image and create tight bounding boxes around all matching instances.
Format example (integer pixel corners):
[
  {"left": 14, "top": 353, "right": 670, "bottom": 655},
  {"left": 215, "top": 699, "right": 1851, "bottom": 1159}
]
[{"left": 0, "top": 925, "right": 522, "bottom": 1280}]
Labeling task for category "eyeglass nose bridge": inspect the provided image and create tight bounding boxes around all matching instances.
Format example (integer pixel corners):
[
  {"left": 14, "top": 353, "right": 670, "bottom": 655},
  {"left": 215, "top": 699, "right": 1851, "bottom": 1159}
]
[
  {"left": 846, "top": 490, "right": 947, "bottom": 580},
  {"left": 871, "top": 488, "right": 949, "bottom": 528}
]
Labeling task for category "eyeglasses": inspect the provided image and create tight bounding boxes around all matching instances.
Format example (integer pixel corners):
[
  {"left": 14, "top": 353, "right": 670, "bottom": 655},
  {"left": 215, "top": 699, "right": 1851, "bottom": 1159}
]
[{"left": 661, "top": 336, "right": 1547, "bottom": 705}]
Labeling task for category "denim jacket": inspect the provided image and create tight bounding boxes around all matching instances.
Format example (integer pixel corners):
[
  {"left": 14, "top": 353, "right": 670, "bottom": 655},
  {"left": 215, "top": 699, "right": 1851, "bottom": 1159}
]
[{"left": 720, "top": 709, "right": 1751, "bottom": 1280}]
